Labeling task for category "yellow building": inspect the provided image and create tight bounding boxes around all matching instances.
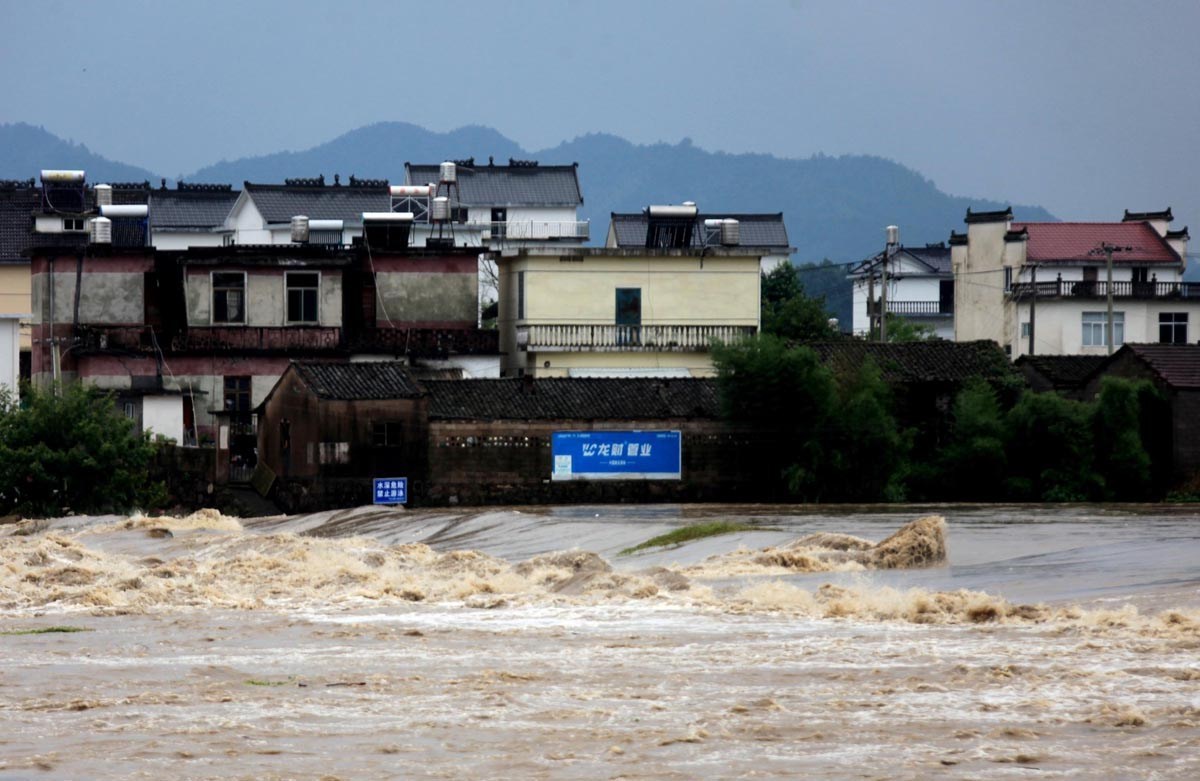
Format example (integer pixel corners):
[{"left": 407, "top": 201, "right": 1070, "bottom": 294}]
[
  {"left": 497, "top": 243, "right": 768, "bottom": 378},
  {"left": 0, "top": 262, "right": 31, "bottom": 351}
]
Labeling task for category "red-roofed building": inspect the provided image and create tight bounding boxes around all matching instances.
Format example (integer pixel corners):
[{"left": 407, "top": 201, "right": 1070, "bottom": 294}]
[{"left": 951, "top": 207, "right": 1192, "bottom": 358}]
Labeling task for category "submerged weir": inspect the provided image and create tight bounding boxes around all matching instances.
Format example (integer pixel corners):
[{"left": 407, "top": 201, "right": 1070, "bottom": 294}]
[{"left": 1, "top": 505, "right": 1198, "bottom": 778}]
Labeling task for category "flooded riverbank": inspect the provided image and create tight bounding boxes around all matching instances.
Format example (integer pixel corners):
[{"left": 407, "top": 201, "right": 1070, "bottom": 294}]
[{"left": 2, "top": 505, "right": 1198, "bottom": 778}]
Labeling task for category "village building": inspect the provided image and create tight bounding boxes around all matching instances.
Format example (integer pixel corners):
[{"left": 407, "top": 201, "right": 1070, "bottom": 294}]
[
  {"left": 29, "top": 213, "right": 491, "bottom": 481},
  {"left": 148, "top": 181, "right": 240, "bottom": 249},
  {"left": 403, "top": 159, "right": 587, "bottom": 249},
  {"left": 497, "top": 204, "right": 780, "bottom": 378},
  {"left": 848, "top": 241, "right": 954, "bottom": 339},
  {"left": 951, "top": 207, "right": 1192, "bottom": 358}
]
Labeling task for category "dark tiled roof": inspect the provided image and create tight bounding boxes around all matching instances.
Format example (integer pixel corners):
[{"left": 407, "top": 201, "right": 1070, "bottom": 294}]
[
  {"left": 405, "top": 163, "right": 583, "bottom": 207},
  {"left": 426, "top": 377, "right": 720, "bottom": 421},
  {"left": 850, "top": 243, "right": 951, "bottom": 276},
  {"left": 243, "top": 182, "right": 389, "bottom": 224},
  {"left": 294, "top": 361, "right": 425, "bottom": 400},
  {"left": 1015, "top": 355, "right": 1107, "bottom": 389},
  {"left": 1118, "top": 344, "right": 1200, "bottom": 389},
  {"left": 803, "top": 340, "right": 1016, "bottom": 384},
  {"left": 964, "top": 207, "right": 1013, "bottom": 224},
  {"left": 609, "top": 213, "right": 790, "bottom": 249},
  {"left": 1123, "top": 208, "right": 1173, "bottom": 223},
  {"left": 149, "top": 188, "right": 239, "bottom": 230},
  {"left": 1010, "top": 222, "right": 1179, "bottom": 264}
]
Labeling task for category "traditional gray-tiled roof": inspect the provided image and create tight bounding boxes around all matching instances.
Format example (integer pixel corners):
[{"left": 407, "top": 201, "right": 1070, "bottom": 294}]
[
  {"left": 608, "top": 212, "right": 790, "bottom": 250},
  {"left": 426, "top": 377, "right": 719, "bottom": 421},
  {"left": 405, "top": 162, "right": 583, "bottom": 207},
  {"left": 243, "top": 182, "right": 390, "bottom": 224},
  {"left": 1015, "top": 355, "right": 1107, "bottom": 391},
  {"left": 150, "top": 186, "right": 239, "bottom": 230},
  {"left": 850, "top": 243, "right": 952, "bottom": 276},
  {"left": 1110, "top": 344, "right": 1200, "bottom": 389},
  {"left": 293, "top": 361, "right": 425, "bottom": 400},
  {"left": 802, "top": 340, "right": 1016, "bottom": 384}
]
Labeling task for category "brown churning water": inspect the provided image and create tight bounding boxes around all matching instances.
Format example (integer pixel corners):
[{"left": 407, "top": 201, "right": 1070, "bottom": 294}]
[{"left": 0, "top": 507, "right": 1198, "bottom": 779}]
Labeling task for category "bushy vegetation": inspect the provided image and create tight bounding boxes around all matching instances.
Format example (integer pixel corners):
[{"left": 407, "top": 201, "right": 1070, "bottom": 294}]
[
  {"left": 714, "top": 338, "right": 1170, "bottom": 503},
  {"left": 0, "top": 384, "right": 166, "bottom": 518}
]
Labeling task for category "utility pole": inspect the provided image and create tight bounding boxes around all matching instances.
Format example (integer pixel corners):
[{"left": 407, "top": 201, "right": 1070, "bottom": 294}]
[
  {"left": 882, "top": 225, "right": 899, "bottom": 342},
  {"left": 867, "top": 271, "right": 876, "bottom": 340},
  {"left": 1102, "top": 243, "right": 1116, "bottom": 355}
]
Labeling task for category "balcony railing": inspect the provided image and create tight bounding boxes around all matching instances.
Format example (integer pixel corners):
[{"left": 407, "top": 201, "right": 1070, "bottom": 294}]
[
  {"left": 866, "top": 300, "right": 952, "bottom": 316},
  {"left": 1010, "top": 280, "right": 1200, "bottom": 300},
  {"left": 516, "top": 323, "right": 756, "bottom": 352},
  {"left": 479, "top": 220, "right": 590, "bottom": 242}
]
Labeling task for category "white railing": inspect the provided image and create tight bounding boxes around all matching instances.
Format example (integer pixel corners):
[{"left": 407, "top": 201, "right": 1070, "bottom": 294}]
[
  {"left": 517, "top": 323, "right": 756, "bottom": 352},
  {"left": 479, "top": 220, "right": 590, "bottom": 241}
]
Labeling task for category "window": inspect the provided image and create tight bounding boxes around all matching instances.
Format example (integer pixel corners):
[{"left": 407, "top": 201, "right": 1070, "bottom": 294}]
[
  {"left": 372, "top": 422, "right": 403, "bottom": 446},
  {"left": 1082, "top": 311, "right": 1124, "bottom": 347},
  {"left": 1020, "top": 322, "right": 1031, "bottom": 338},
  {"left": 1160, "top": 312, "right": 1188, "bottom": 344},
  {"left": 308, "top": 442, "right": 350, "bottom": 464},
  {"left": 517, "top": 271, "right": 526, "bottom": 320},
  {"left": 63, "top": 217, "right": 85, "bottom": 232},
  {"left": 224, "top": 376, "right": 251, "bottom": 412},
  {"left": 1003, "top": 267, "right": 1013, "bottom": 292},
  {"left": 286, "top": 272, "right": 319, "bottom": 324},
  {"left": 212, "top": 272, "right": 246, "bottom": 324},
  {"left": 123, "top": 401, "right": 135, "bottom": 419}
]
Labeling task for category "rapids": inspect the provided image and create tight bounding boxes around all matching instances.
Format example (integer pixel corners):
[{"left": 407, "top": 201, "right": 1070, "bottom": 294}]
[{"left": 1, "top": 504, "right": 1198, "bottom": 778}]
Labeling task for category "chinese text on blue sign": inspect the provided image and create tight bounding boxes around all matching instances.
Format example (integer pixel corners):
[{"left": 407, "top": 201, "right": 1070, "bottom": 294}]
[
  {"left": 373, "top": 477, "right": 408, "bottom": 504},
  {"left": 551, "top": 431, "right": 681, "bottom": 481}
]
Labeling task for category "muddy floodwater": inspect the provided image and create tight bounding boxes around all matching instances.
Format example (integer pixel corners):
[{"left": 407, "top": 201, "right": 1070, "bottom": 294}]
[{"left": 1, "top": 504, "right": 1198, "bottom": 779}]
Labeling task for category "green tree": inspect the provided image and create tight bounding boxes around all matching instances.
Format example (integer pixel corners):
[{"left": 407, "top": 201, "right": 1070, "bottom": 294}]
[
  {"left": 0, "top": 384, "right": 165, "bottom": 517},
  {"left": 760, "top": 264, "right": 839, "bottom": 341},
  {"left": 937, "top": 380, "right": 1007, "bottom": 500},
  {"left": 1092, "top": 377, "right": 1152, "bottom": 500},
  {"left": 882, "top": 313, "right": 939, "bottom": 342},
  {"left": 802, "top": 359, "right": 908, "bottom": 501},
  {"left": 1003, "top": 391, "right": 1101, "bottom": 501}
]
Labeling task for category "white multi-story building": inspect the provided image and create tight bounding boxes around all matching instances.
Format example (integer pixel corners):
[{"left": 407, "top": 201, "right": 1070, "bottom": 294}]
[
  {"left": 849, "top": 242, "right": 954, "bottom": 339},
  {"left": 952, "top": 207, "right": 1192, "bottom": 358}
]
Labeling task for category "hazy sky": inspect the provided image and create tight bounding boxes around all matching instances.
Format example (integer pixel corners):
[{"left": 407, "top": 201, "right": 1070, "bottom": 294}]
[{"left": 4, "top": 0, "right": 1199, "bottom": 229}]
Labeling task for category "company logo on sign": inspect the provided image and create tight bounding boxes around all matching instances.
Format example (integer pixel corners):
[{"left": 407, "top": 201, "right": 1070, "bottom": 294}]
[{"left": 551, "top": 431, "right": 681, "bottom": 481}]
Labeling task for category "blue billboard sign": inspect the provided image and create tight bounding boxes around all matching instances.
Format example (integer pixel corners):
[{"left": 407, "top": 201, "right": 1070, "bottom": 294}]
[
  {"left": 373, "top": 477, "right": 408, "bottom": 505},
  {"left": 551, "top": 430, "right": 681, "bottom": 481}
]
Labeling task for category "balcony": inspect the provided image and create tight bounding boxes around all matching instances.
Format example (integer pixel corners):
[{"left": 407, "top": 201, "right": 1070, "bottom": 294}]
[
  {"left": 480, "top": 220, "right": 590, "bottom": 242},
  {"left": 1010, "top": 280, "right": 1200, "bottom": 301},
  {"left": 516, "top": 323, "right": 756, "bottom": 352},
  {"left": 866, "top": 300, "right": 953, "bottom": 317}
]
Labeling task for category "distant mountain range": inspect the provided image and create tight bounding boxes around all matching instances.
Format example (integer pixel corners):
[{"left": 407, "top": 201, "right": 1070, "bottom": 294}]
[{"left": 0, "top": 120, "right": 1061, "bottom": 324}]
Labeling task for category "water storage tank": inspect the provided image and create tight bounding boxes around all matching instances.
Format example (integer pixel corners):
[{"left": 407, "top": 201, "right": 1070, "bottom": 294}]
[
  {"left": 431, "top": 197, "right": 451, "bottom": 222},
  {"left": 389, "top": 185, "right": 431, "bottom": 197},
  {"left": 720, "top": 219, "right": 740, "bottom": 246},
  {"left": 94, "top": 184, "right": 113, "bottom": 207},
  {"left": 40, "top": 169, "right": 86, "bottom": 183},
  {"left": 91, "top": 217, "right": 112, "bottom": 244},
  {"left": 648, "top": 203, "right": 699, "bottom": 219},
  {"left": 887, "top": 225, "right": 900, "bottom": 245},
  {"left": 99, "top": 204, "right": 149, "bottom": 218},
  {"left": 291, "top": 215, "right": 310, "bottom": 242},
  {"left": 308, "top": 219, "right": 343, "bottom": 231},
  {"left": 439, "top": 161, "right": 457, "bottom": 183}
]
